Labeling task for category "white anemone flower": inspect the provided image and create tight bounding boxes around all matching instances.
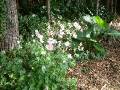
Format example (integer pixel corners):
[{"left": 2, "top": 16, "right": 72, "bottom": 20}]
[
  {"left": 46, "top": 38, "right": 57, "bottom": 51},
  {"left": 67, "top": 54, "right": 72, "bottom": 59},
  {"left": 80, "top": 28, "right": 83, "bottom": 32},
  {"left": 79, "top": 42, "right": 83, "bottom": 46},
  {"left": 78, "top": 43, "right": 84, "bottom": 51},
  {"left": 72, "top": 32, "right": 77, "bottom": 38},
  {"left": 47, "top": 38, "right": 57, "bottom": 44},
  {"left": 32, "top": 39, "right": 36, "bottom": 43},
  {"left": 35, "top": 30, "right": 44, "bottom": 43},
  {"left": 57, "top": 21, "right": 61, "bottom": 25},
  {"left": 31, "top": 34, "right": 34, "bottom": 37},
  {"left": 46, "top": 43, "right": 54, "bottom": 51},
  {"left": 86, "top": 34, "right": 90, "bottom": 38},
  {"left": 59, "top": 30, "right": 65, "bottom": 35},
  {"left": 42, "top": 6, "right": 46, "bottom": 9},
  {"left": 64, "top": 41, "right": 70, "bottom": 47},
  {"left": 68, "top": 22, "right": 73, "bottom": 28},
  {"left": 66, "top": 29, "right": 71, "bottom": 34},
  {"left": 60, "top": 24, "right": 65, "bottom": 30},
  {"left": 47, "top": 23, "right": 51, "bottom": 30},
  {"left": 58, "top": 15, "right": 62, "bottom": 20},
  {"left": 47, "top": 31, "right": 55, "bottom": 36},
  {"left": 58, "top": 41, "right": 62, "bottom": 47},
  {"left": 32, "top": 14, "right": 36, "bottom": 17},
  {"left": 17, "top": 40, "right": 20, "bottom": 44},
  {"left": 73, "top": 22, "right": 81, "bottom": 30},
  {"left": 58, "top": 30, "right": 65, "bottom": 38},
  {"left": 83, "top": 15, "right": 92, "bottom": 23},
  {"left": 80, "top": 47, "right": 84, "bottom": 51}
]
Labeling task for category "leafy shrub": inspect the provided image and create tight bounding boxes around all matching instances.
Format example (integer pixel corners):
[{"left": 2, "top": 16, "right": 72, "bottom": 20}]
[
  {"left": 19, "top": 14, "right": 47, "bottom": 41},
  {"left": 0, "top": 40, "right": 77, "bottom": 90},
  {"left": 19, "top": 13, "right": 120, "bottom": 61},
  {"left": 72, "top": 15, "right": 120, "bottom": 60}
]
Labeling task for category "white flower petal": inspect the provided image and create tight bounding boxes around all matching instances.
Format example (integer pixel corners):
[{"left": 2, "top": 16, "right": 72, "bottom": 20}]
[
  {"left": 68, "top": 54, "right": 72, "bottom": 59},
  {"left": 64, "top": 41, "right": 70, "bottom": 47},
  {"left": 73, "top": 22, "right": 81, "bottom": 30}
]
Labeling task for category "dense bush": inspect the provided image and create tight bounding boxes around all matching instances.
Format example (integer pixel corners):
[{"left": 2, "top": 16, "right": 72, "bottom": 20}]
[
  {"left": 19, "top": 14, "right": 120, "bottom": 61},
  {"left": 0, "top": 40, "right": 77, "bottom": 90},
  {"left": 50, "top": 0, "right": 114, "bottom": 21},
  {"left": 19, "top": 14, "right": 47, "bottom": 41},
  {"left": 72, "top": 15, "right": 120, "bottom": 60}
]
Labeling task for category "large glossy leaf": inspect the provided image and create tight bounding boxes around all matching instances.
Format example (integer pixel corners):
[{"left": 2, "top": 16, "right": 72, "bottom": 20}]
[
  {"left": 106, "top": 30, "right": 120, "bottom": 37},
  {"left": 93, "top": 16, "right": 107, "bottom": 29}
]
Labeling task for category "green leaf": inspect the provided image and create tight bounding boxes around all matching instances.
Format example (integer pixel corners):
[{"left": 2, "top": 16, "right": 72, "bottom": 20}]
[
  {"left": 107, "top": 30, "right": 120, "bottom": 37},
  {"left": 93, "top": 43, "right": 105, "bottom": 53},
  {"left": 93, "top": 16, "right": 107, "bottom": 29}
]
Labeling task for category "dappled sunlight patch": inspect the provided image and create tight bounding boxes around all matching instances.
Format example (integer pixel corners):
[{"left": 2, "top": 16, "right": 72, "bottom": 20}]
[{"left": 109, "top": 17, "right": 120, "bottom": 30}]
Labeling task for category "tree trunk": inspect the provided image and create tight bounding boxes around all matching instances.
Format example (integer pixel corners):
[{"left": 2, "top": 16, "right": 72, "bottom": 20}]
[
  {"left": 107, "top": 0, "right": 110, "bottom": 10},
  {"left": 96, "top": 0, "right": 100, "bottom": 15},
  {"left": 114, "top": 0, "right": 117, "bottom": 15},
  {"left": 111, "top": 0, "right": 114, "bottom": 13},
  {"left": 47, "top": 0, "right": 51, "bottom": 23},
  {"left": 0, "top": 0, "right": 19, "bottom": 51}
]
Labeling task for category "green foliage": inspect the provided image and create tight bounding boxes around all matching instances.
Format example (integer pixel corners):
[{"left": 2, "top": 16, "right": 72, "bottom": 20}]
[
  {"left": 93, "top": 16, "right": 107, "bottom": 28},
  {"left": 0, "top": 40, "right": 77, "bottom": 90},
  {"left": 19, "top": 14, "right": 47, "bottom": 41},
  {"left": 18, "top": 0, "right": 114, "bottom": 22},
  {"left": 72, "top": 15, "right": 120, "bottom": 60},
  {"left": 106, "top": 30, "right": 120, "bottom": 37},
  {"left": 19, "top": 13, "right": 120, "bottom": 61},
  {"left": 0, "top": 1, "right": 119, "bottom": 89},
  {"left": 50, "top": 0, "right": 113, "bottom": 21}
]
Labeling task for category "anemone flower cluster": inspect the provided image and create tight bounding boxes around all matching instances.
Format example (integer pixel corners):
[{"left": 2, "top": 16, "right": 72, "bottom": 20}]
[{"left": 46, "top": 38, "right": 57, "bottom": 51}]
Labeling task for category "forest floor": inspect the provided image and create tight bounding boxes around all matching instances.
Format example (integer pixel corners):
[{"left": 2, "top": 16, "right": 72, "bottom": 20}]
[{"left": 69, "top": 18, "right": 120, "bottom": 90}]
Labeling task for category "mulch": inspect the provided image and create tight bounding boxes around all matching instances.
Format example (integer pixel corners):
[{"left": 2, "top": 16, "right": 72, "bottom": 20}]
[
  {"left": 68, "top": 17, "right": 120, "bottom": 90},
  {"left": 68, "top": 39, "right": 120, "bottom": 90}
]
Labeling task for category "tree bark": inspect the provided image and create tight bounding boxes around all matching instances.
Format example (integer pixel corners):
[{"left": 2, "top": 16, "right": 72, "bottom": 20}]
[
  {"left": 96, "top": 0, "right": 100, "bottom": 15},
  {"left": 0, "top": 0, "right": 19, "bottom": 51},
  {"left": 107, "top": 0, "right": 110, "bottom": 10},
  {"left": 47, "top": 0, "right": 51, "bottom": 23},
  {"left": 111, "top": 0, "right": 114, "bottom": 13},
  {"left": 114, "top": 0, "right": 117, "bottom": 15}
]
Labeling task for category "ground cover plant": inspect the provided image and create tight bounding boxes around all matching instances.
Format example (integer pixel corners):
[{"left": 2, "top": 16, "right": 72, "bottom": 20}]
[
  {"left": 0, "top": 39, "right": 77, "bottom": 90},
  {"left": 20, "top": 14, "right": 120, "bottom": 60}
]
